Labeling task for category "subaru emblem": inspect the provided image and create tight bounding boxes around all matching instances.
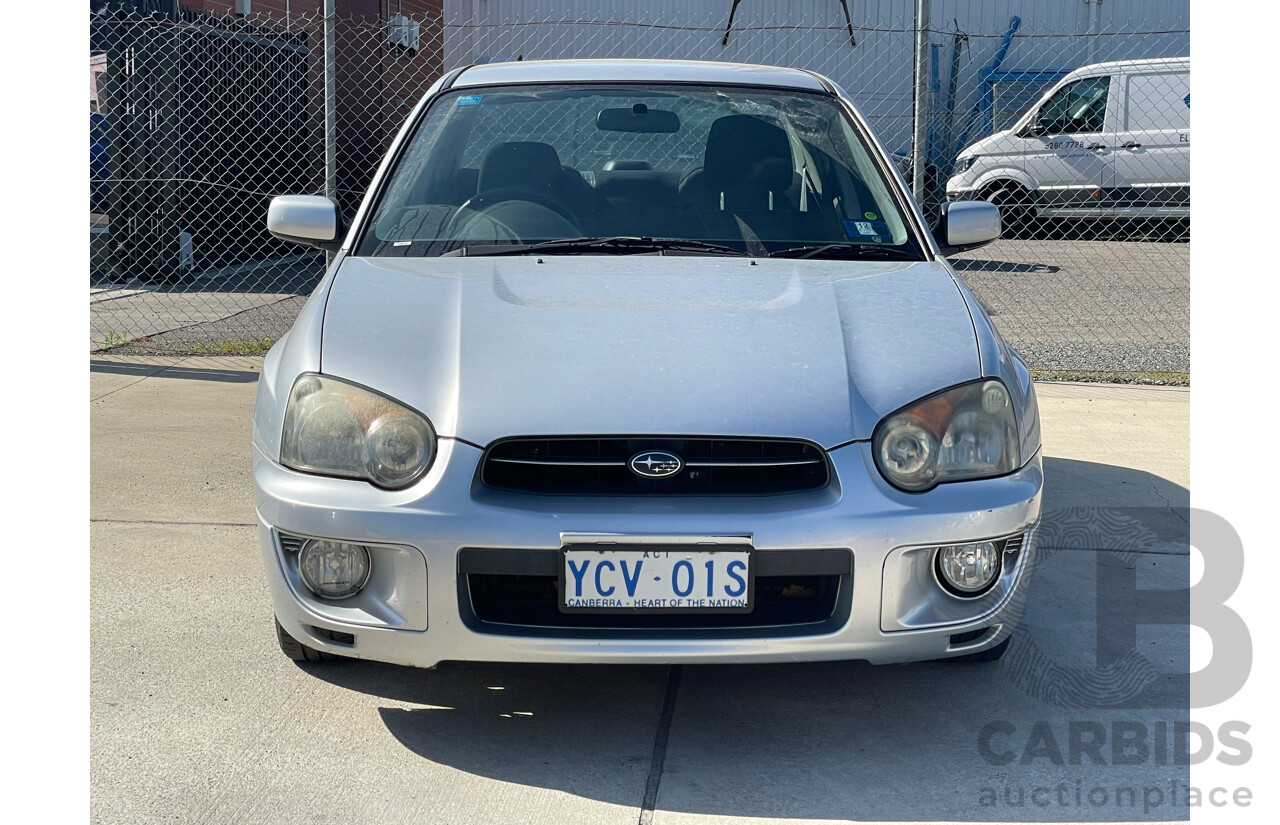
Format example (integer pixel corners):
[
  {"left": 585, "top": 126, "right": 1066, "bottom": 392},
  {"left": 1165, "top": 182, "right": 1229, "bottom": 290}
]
[{"left": 628, "top": 450, "right": 684, "bottom": 478}]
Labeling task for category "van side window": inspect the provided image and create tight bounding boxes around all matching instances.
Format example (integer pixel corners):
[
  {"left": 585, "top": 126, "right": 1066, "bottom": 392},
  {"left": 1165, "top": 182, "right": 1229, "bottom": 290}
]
[
  {"left": 1125, "top": 72, "right": 1190, "bottom": 131},
  {"left": 1037, "top": 76, "right": 1110, "bottom": 134}
]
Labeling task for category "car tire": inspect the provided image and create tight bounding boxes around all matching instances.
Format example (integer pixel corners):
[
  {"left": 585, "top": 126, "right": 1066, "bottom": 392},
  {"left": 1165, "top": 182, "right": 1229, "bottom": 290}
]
[
  {"left": 1155, "top": 217, "right": 1190, "bottom": 242},
  {"left": 983, "top": 184, "right": 1034, "bottom": 238},
  {"left": 275, "top": 617, "right": 344, "bottom": 663},
  {"left": 945, "top": 635, "right": 1012, "bottom": 663}
]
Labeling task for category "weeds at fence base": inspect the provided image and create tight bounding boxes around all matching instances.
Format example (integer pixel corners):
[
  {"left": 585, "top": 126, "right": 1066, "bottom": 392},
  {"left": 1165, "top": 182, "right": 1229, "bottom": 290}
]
[
  {"left": 94, "top": 337, "right": 276, "bottom": 356},
  {"left": 1031, "top": 370, "right": 1189, "bottom": 387},
  {"left": 176, "top": 339, "right": 276, "bottom": 356},
  {"left": 99, "top": 330, "right": 133, "bottom": 351},
  {"left": 97, "top": 330, "right": 153, "bottom": 353}
]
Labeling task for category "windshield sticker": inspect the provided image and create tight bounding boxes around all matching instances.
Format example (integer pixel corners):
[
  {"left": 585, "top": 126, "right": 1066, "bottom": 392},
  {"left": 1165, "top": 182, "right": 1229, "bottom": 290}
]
[
  {"left": 843, "top": 219, "right": 892, "bottom": 240},
  {"left": 863, "top": 211, "right": 878, "bottom": 220},
  {"left": 455, "top": 94, "right": 483, "bottom": 106}
]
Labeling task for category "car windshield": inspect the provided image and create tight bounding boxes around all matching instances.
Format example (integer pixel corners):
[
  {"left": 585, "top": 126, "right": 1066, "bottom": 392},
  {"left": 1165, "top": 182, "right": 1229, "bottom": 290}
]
[{"left": 357, "top": 83, "right": 921, "bottom": 259}]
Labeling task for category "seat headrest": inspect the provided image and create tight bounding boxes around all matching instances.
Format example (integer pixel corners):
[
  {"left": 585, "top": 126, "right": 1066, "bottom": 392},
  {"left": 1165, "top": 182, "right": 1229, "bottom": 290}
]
[
  {"left": 603, "top": 159, "right": 652, "bottom": 171},
  {"left": 702, "top": 115, "right": 794, "bottom": 193},
  {"left": 478, "top": 142, "right": 562, "bottom": 192}
]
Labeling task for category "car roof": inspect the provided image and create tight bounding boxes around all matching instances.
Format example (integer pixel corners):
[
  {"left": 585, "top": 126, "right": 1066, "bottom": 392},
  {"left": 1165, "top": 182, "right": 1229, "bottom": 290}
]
[{"left": 451, "top": 59, "right": 830, "bottom": 92}]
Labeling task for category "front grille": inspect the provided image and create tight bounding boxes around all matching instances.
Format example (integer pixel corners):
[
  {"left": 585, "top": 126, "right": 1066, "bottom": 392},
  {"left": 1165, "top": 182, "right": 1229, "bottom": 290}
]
[
  {"left": 467, "top": 574, "right": 841, "bottom": 630},
  {"left": 481, "top": 437, "right": 830, "bottom": 495},
  {"left": 457, "top": 547, "right": 853, "bottom": 638}
]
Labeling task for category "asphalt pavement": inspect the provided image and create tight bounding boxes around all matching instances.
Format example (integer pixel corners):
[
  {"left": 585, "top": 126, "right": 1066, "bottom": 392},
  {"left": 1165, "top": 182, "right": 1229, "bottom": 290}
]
[{"left": 90, "top": 356, "right": 1191, "bottom": 824}]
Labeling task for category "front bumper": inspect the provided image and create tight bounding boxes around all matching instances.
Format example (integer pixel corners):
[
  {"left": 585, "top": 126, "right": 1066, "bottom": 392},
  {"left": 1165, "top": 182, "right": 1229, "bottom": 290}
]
[{"left": 255, "top": 438, "right": 1042, "bottom": 668}]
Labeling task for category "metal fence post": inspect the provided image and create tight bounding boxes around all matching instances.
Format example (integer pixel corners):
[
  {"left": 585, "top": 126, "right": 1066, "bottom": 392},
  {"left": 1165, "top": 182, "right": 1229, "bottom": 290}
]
[
  {"left": 912, "top": 0, "right": 931, "bottom": 211},
  {"left": 324, "top": 0, "right": 337, "bottom": 265}
]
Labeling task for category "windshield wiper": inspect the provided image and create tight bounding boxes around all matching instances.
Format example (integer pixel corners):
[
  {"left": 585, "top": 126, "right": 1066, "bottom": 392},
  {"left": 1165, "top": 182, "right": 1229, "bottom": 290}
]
[
  {"left": 769, "top": 243, "right": 923, "bottom": 261},
  {"left": 442, "top": 237, "right": 751, "bottom": 257}
]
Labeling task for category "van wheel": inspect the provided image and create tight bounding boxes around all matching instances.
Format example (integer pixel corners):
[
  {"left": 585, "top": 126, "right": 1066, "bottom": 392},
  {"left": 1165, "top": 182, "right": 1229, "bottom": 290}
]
[
  {"left": 983, "top": 184, "right": 1033, "bottom": 238},
  {"left": 275, "top": 617, "right": 343, "bottom": 663}
]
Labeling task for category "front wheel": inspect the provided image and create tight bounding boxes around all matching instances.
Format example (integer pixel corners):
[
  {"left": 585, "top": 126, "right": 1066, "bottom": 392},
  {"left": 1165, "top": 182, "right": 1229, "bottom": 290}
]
[{"left": 984, "top": 185, "right": 1034, "bottom": 238}]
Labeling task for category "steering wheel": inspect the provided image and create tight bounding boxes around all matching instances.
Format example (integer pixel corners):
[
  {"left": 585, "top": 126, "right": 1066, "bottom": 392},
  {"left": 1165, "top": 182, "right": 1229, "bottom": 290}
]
[
  {"left": 444, "top": 186, "right": 583, "bottom": 244},
  {"left": 462, "top": 187, "right": 579, "bottom": 224}
]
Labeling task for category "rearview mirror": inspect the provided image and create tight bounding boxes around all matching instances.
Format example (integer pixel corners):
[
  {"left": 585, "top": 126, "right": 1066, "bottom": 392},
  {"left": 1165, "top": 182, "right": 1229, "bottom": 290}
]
[
  {"left": 267, "top": 195, "right": 344, "bottom": 252},
  {"left": 933, "top": 201, "right": 1000, "bottom": 256},
  {"left": 596, "top": 105, "right": 680, "bottom": 133}
]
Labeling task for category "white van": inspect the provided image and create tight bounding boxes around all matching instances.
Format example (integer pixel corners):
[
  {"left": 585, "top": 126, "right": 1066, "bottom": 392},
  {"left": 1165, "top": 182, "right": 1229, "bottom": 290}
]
[{"left": 945, "top": 57, "right": 1189, "bottom": 230}]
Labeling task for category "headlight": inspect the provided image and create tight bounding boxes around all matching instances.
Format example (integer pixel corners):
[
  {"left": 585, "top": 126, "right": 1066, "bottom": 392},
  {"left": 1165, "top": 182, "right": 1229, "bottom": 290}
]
[
  {"left": 281, "top": 374, "right": 436, "bottom": 488},
  {"left": 953, "top": 155, "right": 977, "bottom": 174},
  {"left": 873, "top": 380, "right": 1020, "bottom": 491}
]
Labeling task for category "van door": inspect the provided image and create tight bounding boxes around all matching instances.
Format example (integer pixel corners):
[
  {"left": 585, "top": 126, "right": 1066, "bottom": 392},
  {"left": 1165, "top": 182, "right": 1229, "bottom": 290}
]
[
  {"left": 1105, "top": 69, "right": 1191, "bottom": 216},
  {"left": 1019, "top": 75, "right": 1112, "bottom": 216}
]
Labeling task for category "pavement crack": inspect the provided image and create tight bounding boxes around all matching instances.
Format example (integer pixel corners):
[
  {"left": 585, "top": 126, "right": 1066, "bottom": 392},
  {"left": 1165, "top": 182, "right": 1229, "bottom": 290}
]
[
  {"left": 638, "top": 664, "right": 681, "bottom": 825},
  {"left": 1151, "top": 484, "right": 1191, "bottom": 527}
]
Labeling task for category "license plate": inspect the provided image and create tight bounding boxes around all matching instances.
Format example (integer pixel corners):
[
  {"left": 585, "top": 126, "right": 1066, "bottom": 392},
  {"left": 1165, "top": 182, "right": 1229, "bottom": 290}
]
[{"left": 561, "top": 545, "right": 753, "bottom": 611}]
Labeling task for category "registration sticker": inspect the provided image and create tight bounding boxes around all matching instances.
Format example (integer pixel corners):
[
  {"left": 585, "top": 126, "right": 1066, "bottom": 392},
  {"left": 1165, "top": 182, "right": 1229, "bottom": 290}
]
[
  {"left": 561, "top": 545, "right": 753, "bottom": 612},
  {"left": 842, "top": 219, "right": 892, "bottom": 240}
]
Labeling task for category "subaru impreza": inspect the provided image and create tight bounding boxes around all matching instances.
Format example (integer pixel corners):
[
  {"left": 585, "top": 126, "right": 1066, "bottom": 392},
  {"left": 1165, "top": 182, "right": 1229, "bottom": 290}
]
[{"left": 255, "top": 59, "right": 1042, "bottom": 668}]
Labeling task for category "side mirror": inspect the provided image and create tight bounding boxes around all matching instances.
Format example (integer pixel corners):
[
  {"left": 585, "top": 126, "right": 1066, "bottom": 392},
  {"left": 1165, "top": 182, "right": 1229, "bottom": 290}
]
[
  {"left": 267, "top": 195, "right": 344, "bottom": 252},
  {"left": 933, "top": 201, "right": 1000, "bottom": 256}
]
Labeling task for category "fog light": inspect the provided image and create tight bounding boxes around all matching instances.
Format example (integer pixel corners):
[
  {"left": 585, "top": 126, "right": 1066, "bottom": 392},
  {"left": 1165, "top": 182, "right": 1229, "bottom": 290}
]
[
  {"left": 935, "top": 542, "right": 1001, "bottom": 596},
  {"left": 298, "top": 539, "right": 371, "bottom": 600}
]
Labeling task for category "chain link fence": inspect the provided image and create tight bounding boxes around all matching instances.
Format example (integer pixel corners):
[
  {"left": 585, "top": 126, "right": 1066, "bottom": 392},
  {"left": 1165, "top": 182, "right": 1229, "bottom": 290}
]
[{"left": 89, "top": 0, "right": 1189, "bottom": 380}]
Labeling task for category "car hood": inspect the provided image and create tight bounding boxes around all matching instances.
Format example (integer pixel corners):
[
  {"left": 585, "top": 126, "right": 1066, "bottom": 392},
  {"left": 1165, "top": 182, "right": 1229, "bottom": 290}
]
[{"left": 320, "top": 256, "right": 980, "bottom": 448}]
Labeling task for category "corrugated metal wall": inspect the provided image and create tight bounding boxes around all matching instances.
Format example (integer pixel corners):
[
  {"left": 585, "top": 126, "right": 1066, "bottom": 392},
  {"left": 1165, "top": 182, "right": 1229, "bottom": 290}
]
[{"left": 440, "top": 0, "right": 1189, "bottom": 161}]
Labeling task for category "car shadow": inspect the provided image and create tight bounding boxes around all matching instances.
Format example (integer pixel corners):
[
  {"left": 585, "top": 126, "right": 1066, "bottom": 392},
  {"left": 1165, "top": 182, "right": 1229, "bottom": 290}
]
[{"left": 302, "top": 457, "right": 1190, "bottom": 822}]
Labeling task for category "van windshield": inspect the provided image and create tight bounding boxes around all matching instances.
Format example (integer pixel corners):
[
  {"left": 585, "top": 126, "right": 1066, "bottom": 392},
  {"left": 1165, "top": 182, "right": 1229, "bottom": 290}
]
[{"left": 356, "top": 84, "right": 921, "bottom": 259}]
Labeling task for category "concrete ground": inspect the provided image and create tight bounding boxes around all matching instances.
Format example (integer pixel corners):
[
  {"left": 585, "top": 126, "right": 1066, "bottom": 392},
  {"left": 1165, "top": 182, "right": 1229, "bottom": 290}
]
[{"left": 91, "top": 356, "right": 1191, "bottom": 824}]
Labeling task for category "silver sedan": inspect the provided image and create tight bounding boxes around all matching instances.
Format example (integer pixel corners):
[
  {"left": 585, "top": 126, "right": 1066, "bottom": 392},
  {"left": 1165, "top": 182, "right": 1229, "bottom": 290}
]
[{"left": 255, "top": 59, "right": 1041, "bottom": 669}]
